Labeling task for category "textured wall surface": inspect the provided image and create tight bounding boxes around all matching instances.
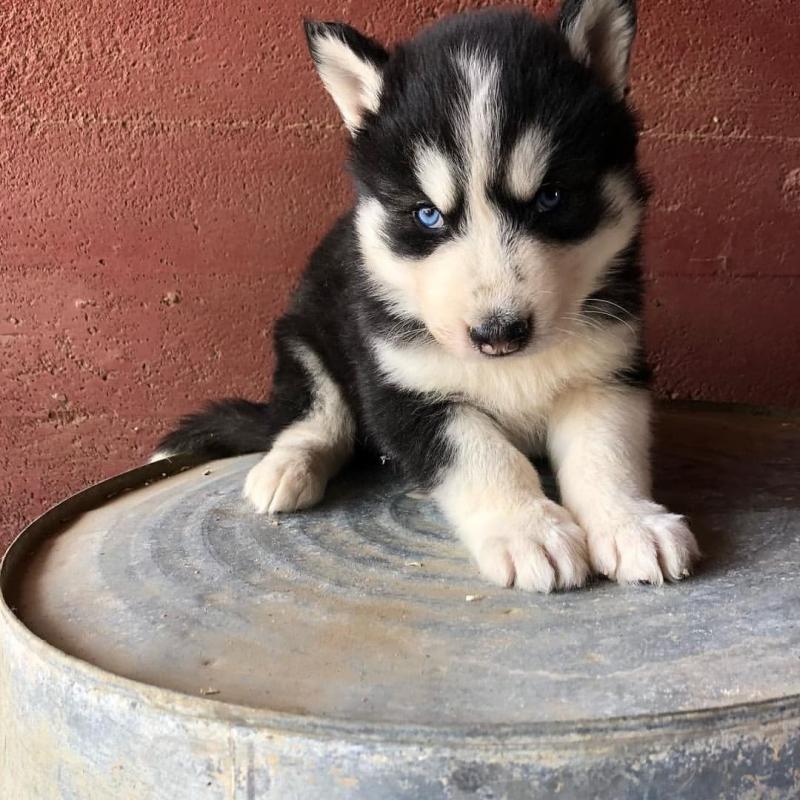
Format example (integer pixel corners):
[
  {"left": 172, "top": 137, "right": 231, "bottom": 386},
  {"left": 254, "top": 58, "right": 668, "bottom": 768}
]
[{"left": 1, "top": 0, "right": 799, "bottom": 550}]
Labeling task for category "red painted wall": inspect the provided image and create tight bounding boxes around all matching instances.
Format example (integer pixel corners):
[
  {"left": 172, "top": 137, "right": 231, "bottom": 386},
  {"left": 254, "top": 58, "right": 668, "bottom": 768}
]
[{"left": 2, "top": 1, "right": 799, "bottom": 550}]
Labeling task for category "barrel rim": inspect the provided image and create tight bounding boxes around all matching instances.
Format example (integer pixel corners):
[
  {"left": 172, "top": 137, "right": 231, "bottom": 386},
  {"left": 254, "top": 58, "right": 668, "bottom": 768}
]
[{"left": 3, "top": 402, "right": 800, "bottom": 747}]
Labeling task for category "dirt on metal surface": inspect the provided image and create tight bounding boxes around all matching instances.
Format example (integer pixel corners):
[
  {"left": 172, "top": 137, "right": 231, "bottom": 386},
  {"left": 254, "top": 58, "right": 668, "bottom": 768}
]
[
  {"left": 1, "top": 404, "right": 800, "bottom": 798},
  {"left": 5, "top": 407, "right": 800, "bottom": 725}
]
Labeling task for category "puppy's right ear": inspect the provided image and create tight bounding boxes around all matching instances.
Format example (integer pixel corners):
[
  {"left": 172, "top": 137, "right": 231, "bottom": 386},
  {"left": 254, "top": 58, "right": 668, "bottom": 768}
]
[{"left": 304, "top": 21, "right": 389, "bottom": 136}]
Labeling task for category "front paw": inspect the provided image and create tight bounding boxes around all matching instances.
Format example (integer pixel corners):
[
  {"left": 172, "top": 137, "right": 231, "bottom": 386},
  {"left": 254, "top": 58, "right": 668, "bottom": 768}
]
[
  {"left": 586, "top": 502, "right": 700, "bottom": 585},
  {"left": 243, "top": 448, "right": 326, "bottom": 514},
  {"left": 465, "top": 500, "right": 590, "bottom": 593}
]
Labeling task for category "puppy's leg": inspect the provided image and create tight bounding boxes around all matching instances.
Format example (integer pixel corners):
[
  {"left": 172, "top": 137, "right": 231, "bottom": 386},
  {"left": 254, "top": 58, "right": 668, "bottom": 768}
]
[
  {"left": 548, "top": 386, "right": 700, "bottom": 584},
  {"left": 244, "top": 340, "right": 354, "bottom": 514},
  {"left": 432, "top": 406, "right": 590, "bottom": 592}
]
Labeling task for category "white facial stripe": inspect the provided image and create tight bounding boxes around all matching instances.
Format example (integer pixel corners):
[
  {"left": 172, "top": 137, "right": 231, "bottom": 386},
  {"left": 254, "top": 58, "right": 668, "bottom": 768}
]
[
  {"left": 355, "top": 197, "right": 421, "bottom": 319},
  {"left": 312, "top": 34, "right": 384, "bottom": 133},
  {"left": 454, "top": 50, "right": 520, "bottom": 307},
  {"left": 507, "top": 127, "right": 552, "bottom": 201},
  {"left": 457, "top": 51, "right": 501, "bottom": 202},
  {"left": 414, "top": 144, "right": 458, "bottom": 214},
  {"left": 602, "top": 171, "right": 639, "bottom": 219},
  {"left": 589, "top": 171, "right": 643, "bottom": 284}
]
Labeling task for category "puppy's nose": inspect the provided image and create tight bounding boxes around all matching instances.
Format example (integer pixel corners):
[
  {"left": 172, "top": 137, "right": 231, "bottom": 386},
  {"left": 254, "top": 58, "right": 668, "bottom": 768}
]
[{"left": 468, "top": 315, "right": 532, "bottom": 357}]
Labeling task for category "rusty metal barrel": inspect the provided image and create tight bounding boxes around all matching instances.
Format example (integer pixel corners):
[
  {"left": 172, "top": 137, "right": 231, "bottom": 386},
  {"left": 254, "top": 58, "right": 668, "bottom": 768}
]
[{"left": 2, "top": 405, "right": 799, "bottom": 799}]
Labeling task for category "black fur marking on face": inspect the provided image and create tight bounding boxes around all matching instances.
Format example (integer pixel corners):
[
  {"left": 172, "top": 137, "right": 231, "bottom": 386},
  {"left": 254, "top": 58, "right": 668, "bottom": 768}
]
[
  {"left": 612, "top": 347, "right": 653, "bottom": 389},
  {"left": 582, "top": 235, "right": 645, "bottom": 326},
  {"left": 351, "top": 8, "right": 642, "bottom": 259},
  {"left": 376, "top": 193, "right": 464, "bottom": 260}
]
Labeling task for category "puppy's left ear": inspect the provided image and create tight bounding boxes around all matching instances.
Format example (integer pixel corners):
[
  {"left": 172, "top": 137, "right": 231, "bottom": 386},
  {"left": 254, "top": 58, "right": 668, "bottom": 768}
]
[
  {"left": 558, "top": 0, "right": 637, "bottom": 99},
  {"left": 304, "top": 20, "right": 389, "bottom": 135}
]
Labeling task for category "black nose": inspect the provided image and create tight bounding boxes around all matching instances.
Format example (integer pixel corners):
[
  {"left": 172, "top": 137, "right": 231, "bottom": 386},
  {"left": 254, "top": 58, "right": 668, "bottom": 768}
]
[{"left": 469, "top": 315, "right": 532, "bottom": 356}]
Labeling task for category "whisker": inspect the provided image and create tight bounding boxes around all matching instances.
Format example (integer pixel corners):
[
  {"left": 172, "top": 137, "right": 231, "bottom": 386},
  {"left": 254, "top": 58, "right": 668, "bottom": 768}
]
[
  {"left": 588, "top": 312, "right": 636, "bottom": 335},
  {"left": 562, "top": 314, "right": 607, "bottom": 335},
  {"left": 583, "top": 298, "right": 636, "bottom": 317},
  {"left": 576, "top": 303, "right": 637, "bottom": 335}
]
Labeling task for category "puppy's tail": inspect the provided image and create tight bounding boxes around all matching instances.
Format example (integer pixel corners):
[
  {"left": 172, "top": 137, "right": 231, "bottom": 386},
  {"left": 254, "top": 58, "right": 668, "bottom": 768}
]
[{"left": 152, "top": 399, "right": 275, "bottom": 462}]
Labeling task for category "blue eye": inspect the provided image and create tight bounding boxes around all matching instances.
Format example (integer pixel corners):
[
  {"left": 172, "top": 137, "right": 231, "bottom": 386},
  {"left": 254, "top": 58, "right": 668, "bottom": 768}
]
[
  {"left": 414, "top": 206, "right": 444, "bottom": 230},
  {"left": 534, "top": 187, "right": 562, "bottom": 212}
]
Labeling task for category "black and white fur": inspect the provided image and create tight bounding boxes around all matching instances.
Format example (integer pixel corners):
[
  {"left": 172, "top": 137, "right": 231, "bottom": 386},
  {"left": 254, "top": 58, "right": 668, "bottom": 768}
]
[{"left": 155, "top": 1, "right": 699, "bottom": 592}]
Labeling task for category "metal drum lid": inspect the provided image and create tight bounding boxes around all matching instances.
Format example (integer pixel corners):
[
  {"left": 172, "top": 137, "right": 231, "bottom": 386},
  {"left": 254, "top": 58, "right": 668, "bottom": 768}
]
[{"left": 5, "top": 406, "right": 800, "bottom": 729}]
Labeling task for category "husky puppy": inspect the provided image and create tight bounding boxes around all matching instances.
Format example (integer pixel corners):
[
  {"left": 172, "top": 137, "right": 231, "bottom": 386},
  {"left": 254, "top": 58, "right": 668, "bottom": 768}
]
[{"left": 155, "top": 0, "right": 700, "bottom": 592}]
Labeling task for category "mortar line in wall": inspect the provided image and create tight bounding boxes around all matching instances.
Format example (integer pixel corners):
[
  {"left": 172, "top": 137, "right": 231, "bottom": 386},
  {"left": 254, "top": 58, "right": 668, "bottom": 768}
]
[
  {"left": 0, "top": 112, "right": 341, "bottom": 135},
  {"left": 3, "top": 112, "right": 799, "bottom": 145},
  {"left": 644, "top": 273, "right": 798, "bottom": 280},
  {"left": 641, "top": 129, "right": 800, "bottom": 145}
]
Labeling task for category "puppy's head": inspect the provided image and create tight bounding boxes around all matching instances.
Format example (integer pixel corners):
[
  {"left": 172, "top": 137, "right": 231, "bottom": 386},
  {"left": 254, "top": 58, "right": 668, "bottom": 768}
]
[{"left": 305, "top": 1, "right": 645, "bottom": 358}]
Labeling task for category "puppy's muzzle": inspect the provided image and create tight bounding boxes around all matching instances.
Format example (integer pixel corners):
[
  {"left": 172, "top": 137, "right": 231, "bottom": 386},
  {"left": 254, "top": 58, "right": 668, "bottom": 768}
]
[{"left": 468, "top": 315, "right": 532, "bottom": 357}]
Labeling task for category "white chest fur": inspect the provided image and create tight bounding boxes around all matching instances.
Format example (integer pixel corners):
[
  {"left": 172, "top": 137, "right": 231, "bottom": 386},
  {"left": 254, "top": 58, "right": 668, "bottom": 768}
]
[{"left": 372, "top": 323, "right": 636, "bottom": 452}]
